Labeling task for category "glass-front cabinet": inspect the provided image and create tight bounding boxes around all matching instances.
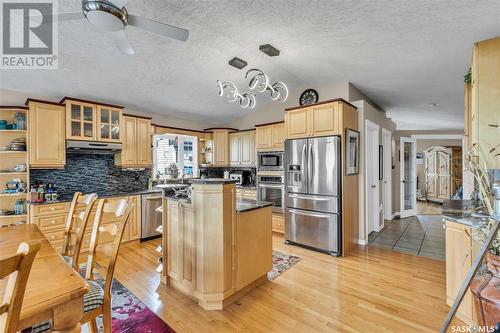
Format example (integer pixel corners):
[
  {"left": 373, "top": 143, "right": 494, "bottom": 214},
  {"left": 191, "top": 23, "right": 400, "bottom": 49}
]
[
  {"left": 67, "top": 102, "right": 96, "bottom": 140},
  {"left": 97, "top": 106, "right": 122, "bottom": 142},
  {"left": 63, "top": 99, "right": 123, "bottom": 143}
]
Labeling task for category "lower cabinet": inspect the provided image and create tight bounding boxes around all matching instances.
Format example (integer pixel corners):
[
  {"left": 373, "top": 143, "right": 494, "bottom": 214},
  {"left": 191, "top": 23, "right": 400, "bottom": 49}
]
[
  {"left": 30, "top": 195, "right": 142, "bottom": 253},
  {"left": 272, "top": 214, "right": 285, "bottom": 234},
  {"left": 445, "top": 220, "right": 479, "bottom": 325}
]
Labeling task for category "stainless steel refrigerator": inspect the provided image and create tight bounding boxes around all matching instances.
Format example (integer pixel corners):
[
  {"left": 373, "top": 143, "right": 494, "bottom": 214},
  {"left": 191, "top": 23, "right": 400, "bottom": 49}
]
[{"left": 284, "top": 136, "right": 341, "bottom": 255}]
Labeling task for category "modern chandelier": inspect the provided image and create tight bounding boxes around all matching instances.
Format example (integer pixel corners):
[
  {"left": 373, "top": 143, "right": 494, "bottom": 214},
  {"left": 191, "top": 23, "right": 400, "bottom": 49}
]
[
  {"left": 217, "top": 80, "right": 256, "bottom": 109},
  {"left": 245, "top": 68, "right": 288, "bottom": 102}
]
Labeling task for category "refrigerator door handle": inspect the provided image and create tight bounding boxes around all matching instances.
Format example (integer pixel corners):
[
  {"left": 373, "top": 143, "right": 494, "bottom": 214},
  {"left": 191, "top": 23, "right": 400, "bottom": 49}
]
[
  {"left": 308, "top": 143, "right": 313, "bottom": 190},
  {"left": 289, "top": 208, "right": 333, "bottom": 219},
  {"left": 288, "top": 194, "right": 332, "bottom": 201}
]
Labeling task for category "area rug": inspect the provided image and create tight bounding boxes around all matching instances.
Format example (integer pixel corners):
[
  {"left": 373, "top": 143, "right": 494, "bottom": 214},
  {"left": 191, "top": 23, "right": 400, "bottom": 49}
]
[
  {"left": 89, "top": 278, "right": 175, "bottom": 333},
  {"left": 268, "top": 250, "right": 301, "bottom": 281}
]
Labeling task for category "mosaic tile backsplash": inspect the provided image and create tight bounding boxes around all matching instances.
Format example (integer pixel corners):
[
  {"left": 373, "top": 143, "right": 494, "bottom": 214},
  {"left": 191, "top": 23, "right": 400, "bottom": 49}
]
[{"left": 30, "top": 153, "right": 151, "bottom": 200}]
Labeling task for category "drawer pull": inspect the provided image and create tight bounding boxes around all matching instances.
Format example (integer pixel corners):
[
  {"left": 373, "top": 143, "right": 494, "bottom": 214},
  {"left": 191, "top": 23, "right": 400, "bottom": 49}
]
[
  {"left": 51, "top": 220, "right": 56, "bottom": 224},
  {"left": 50, "top": 235, "right": 56, "bottom": 239},
  {"left": 50, "top": 207, "right": 55, "bottom": 211}
]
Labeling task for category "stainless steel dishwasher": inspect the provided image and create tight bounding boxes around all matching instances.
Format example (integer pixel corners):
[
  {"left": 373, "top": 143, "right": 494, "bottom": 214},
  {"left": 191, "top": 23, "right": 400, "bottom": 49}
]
[{"left": 141, "top": 192, "right": 163, "bottom": 241}]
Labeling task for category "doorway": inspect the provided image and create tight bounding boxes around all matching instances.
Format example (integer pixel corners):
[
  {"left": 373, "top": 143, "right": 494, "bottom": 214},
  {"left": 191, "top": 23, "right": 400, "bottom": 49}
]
[
  {"left": 381, "top": 128, "right": 392, "bottom": 220},
  {"left": 365, "top": 120, "right": 381, "bottom": 234}
]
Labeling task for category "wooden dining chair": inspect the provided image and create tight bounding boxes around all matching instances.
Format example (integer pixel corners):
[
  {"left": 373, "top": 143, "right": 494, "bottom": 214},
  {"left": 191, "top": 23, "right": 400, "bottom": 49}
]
[
  {"left": 0, "top": 241, "right": 41, "bottom": 333},
  {"left": 61, "top": 192, "right": 98, "bottom": 270},
  {"left": 81, "top": 198, "right": 133, "bottom": 333}
]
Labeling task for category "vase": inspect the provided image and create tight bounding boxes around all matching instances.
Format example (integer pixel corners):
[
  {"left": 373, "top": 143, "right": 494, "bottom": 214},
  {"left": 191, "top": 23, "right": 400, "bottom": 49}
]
[{"left": 470, "top": 252, "right": 500, "bottom": 326}]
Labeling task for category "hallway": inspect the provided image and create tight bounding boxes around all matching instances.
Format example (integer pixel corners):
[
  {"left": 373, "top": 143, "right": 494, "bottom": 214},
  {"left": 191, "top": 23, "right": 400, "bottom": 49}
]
[{"left": 368, "top": 215, "right": 445, "bottom": 260}]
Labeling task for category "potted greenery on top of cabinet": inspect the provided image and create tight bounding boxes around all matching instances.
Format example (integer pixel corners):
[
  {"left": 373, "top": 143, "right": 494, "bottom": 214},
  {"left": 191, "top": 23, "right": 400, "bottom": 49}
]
[{"left": 60, "top": 97, "right": 123, "bottom": 143}]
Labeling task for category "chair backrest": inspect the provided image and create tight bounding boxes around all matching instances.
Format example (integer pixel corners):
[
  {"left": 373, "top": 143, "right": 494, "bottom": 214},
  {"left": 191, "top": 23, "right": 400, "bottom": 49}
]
[
  {"left": 0, "top": 241, "right": 41, "bottom": 333},
  {"left": 85, "top": 198, "right": 132, "bottom": 300},
  {"left": 61, "top": 192, "right": 98, "bottom": 269}
]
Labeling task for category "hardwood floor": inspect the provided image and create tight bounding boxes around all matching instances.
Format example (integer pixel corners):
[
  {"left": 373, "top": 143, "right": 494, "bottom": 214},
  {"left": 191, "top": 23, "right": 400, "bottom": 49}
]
[{"left": 112, "top": 235, "right": 458, "bottom": 332}]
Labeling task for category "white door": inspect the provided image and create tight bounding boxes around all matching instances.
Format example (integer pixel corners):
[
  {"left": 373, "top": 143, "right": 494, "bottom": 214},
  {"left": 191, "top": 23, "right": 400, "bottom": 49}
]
[
  {"left": 400, "top": 137, "right": 417, "bottom": 218},
  {"left": 381, "top": 128, "right": 392, "bottom": 220},
  {"left": 365, "top": 120, "right": 381, "bottom": 233}
]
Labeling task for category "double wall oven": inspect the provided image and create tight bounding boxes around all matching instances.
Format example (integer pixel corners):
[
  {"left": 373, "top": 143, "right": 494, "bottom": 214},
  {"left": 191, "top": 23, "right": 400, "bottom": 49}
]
[{"left": 257, "top": 151, "right": 284, "bottom": 214}]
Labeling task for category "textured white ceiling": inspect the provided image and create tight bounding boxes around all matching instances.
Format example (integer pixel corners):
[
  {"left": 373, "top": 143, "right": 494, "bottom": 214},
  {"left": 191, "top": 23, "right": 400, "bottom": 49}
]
[{"left": 1, "top": 0, "right": 499, "bottom": 129}]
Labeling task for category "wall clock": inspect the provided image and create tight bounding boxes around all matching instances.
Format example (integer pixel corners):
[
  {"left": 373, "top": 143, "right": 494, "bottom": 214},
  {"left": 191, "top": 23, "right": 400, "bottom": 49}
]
[{"left": 299, "top": 89, "right": 319, "bottom": 106}]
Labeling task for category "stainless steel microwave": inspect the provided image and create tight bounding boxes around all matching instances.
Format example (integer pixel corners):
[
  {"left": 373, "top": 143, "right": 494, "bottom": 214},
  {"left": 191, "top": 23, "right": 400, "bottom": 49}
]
[{"left": 257, "top": 151, "right": 284, "bottom": 171}]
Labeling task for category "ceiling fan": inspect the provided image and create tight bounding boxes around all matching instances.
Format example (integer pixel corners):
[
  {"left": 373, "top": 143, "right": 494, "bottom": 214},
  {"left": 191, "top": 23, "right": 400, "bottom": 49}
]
[{"left": 48, "top": 0, "right": 189, "bottom": 55}]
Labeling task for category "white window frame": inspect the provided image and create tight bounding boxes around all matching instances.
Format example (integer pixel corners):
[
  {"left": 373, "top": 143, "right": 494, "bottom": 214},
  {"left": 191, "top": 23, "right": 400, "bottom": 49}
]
[{"left": 153, "top": 133, "right": 198, "bottom": 179}]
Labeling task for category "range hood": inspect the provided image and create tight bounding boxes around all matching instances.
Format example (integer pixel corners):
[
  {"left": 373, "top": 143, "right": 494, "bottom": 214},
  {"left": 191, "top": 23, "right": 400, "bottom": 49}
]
[{"left": 66, "top": 140, "right": 122, "bottom": 154}]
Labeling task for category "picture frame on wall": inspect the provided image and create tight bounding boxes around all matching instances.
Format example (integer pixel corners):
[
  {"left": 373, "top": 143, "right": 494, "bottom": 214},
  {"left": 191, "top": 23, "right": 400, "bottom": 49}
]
[{"left": 346, "top": 128, "right": 360, "bottom": 175}]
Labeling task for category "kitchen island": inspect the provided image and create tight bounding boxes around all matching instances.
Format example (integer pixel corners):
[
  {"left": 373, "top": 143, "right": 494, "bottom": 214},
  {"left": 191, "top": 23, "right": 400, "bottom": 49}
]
[{"left": 160, "top": 179, "right": 273, "bottom": 310}]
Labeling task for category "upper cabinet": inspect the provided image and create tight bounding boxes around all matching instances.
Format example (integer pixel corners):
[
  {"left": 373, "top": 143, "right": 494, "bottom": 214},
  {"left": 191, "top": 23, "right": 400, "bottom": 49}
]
[
  {"left": 27, "top": 100, "right": 66, "bottom": 169},
  {"left": 115, "top": 115, "right": 152, "bottom": 168},
  {"left": 285, "top": 102, "right": 340, "bottom": 139},
  {"left": 61, "top": 97, "right": 123, "bottom": 143},
  {"left": 255, "top": 122, "right": 284, "bottom": 151},
  {"left": 97, "top": 105, "right": 122, "bottom": 142},
  {"left": 470, "top": 37, "right": 500, "bottom": 169},
  {"left": 209, "top": 129, "right": 230, "bottom": 167},
  {"left": 230, "top": 130, "right": 256, "bottom": 166}
]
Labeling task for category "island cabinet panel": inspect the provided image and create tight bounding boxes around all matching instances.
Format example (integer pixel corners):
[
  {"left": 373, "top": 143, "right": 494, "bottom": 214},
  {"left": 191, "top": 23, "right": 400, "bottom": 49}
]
[
  {"left": 163, "top": 182, "right": 272, "bottom": 310},
  {"left": 236, "top": 206, "right": 272, "bottom": 289},
  {"left": 445, "top": 220, "right": 476, "bottom": 325},
  {"left": 29, "top": 101, "right": 66, "bottom": 169}
]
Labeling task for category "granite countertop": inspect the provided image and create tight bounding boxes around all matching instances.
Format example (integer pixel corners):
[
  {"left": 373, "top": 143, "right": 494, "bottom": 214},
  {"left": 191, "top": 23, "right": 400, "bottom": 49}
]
[
  {"left": 443, "top": 199, "right": 491, "bottom": 226},
  {"left": 236, "top": 185, "right": 257, "bottom": 190},
  {"left": 28, "top": 188, "right": 162, "bottom": 205},
  {"left": 189, "top": 178, "right": 238, "bottom": 184},
  {"left": 236, "top": 198, "right": 273, "bottom": 213}
]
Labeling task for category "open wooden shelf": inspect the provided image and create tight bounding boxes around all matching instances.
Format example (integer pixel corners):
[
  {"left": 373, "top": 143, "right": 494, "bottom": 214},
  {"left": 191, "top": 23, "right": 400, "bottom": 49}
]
[
  {"left": 0, "top": 172, "right": 27, "bottom": 176},
  {"left": 0, "top": 130, "right": 26, "bottom": 133},
  {"left": 0, "top": 151, "right": 27, "bottom": 154},
  {"left": 0, "top": 192, "right": 26, "bottom": 197}
]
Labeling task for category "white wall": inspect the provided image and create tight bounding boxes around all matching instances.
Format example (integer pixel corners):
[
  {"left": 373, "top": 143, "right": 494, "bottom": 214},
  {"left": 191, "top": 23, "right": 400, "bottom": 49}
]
[
  {"left": 352, "top": 100, "right": 397, "bottom": 244},
  {"left": 0, "top": 89, "right": 213, "bottom": 130}
]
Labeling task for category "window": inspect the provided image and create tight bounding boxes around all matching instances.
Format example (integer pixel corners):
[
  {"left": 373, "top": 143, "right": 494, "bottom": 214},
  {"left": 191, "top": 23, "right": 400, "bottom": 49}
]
[{"left": 153, "top": 134, "right": 198, "bottom": 179}]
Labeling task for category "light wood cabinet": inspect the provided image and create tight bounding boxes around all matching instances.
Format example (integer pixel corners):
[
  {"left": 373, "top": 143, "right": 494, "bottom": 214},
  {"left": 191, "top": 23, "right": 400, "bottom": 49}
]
[
  {"left": 28, "top": 100, "right": 66, "bottom": 169},
  {"left": 212, "top": 129, "right": 230, "bottom": 166},
  {"left": 97, "top": 105, "right": 122, "bottom": 142},
  {"left": 272, "top": 214, "right": 285, "bottom": 234},
  {"left": 285, "top": 102, "right": 340, "bottom": 139},
  {"left": 62, "top": 98, "right": 123, "bottom": 143},
  {"left": 470, "top": 37, "right": 500, "bottom": 169},
  {"left": 445, "top": 220, "right": 478, "bottom": 325},
  {"left": 30, "top": 195, "right": 141, "bottom": 252},
  {"left": 255, "top": 122, "right": 284, "bottom": 150},
  {"left": 115, "top": 115, "right": 152, "bottom": 167},
  {"left": 230, "top": 130, "right": 256, "bottom": 166}
]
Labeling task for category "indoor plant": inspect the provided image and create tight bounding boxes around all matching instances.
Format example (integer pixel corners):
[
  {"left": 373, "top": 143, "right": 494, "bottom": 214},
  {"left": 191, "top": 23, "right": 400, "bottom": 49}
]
[
  {"left": 165, "top": 163, "right": 179, "bottom": 179},
  {"left": 465, "top": 143, "right": 500, "bottom": 327}
]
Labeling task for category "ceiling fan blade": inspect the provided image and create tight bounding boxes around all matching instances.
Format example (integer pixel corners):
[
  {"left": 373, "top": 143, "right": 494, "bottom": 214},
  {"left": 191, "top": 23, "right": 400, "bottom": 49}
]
[
  {"left": 28, "top": 12, "right": 83, "bottom": 23},
  {"left": 108, "top": 0, "right": 129, "bottom": 9},
  {"left": 109, "top": 31, "right": 135, "bottom": 55},
  {"left": 128, "top": 14, "right": 189, "bottom": 41}
]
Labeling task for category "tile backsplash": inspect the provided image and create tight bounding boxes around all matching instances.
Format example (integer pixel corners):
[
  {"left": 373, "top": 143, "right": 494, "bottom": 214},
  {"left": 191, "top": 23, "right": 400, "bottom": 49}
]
[{"left": 30, "top": 153, "right": 150, "bottom": 199}]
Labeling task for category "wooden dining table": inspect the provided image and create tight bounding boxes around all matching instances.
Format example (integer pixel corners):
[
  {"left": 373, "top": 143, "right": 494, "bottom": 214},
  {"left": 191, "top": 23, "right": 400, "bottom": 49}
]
[{"left": 0, "top": 224, "right": 88, "bottom": 332}]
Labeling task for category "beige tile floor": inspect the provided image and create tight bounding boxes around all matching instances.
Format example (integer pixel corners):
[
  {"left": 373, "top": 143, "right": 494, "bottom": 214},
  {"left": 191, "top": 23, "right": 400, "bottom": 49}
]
[{"left": 368, "top": 215, "right": 445, "bottom": 260}]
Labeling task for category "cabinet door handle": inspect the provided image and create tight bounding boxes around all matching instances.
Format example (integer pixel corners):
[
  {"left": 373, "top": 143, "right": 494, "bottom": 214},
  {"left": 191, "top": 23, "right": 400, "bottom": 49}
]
[{"left": 51, "top": 220, "right": 56, "bottom": 224}]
